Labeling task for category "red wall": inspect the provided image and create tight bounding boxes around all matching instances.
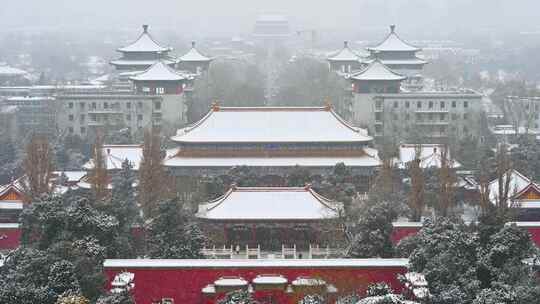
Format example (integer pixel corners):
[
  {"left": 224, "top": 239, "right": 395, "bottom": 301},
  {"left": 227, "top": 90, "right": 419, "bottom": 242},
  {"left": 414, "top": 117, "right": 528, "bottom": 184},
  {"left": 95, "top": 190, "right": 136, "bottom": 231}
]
[
  {"left": 391, "top": 224, "right": 422, "bottom": 245},
  {"left": 105, "top": 265, "right": 407, "bottom": 304},
  {"left": 0, "top": 227, "right": 21, "bottom": 250}
]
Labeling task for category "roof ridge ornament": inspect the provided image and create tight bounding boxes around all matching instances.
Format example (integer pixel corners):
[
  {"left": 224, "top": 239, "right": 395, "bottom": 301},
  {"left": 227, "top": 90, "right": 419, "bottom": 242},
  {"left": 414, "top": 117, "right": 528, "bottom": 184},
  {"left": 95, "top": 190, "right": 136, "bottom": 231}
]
[
  {"left": 211, "top": 101, "right": 220, "bottom": 111},
  {"left": 390, "top": 24, "right": 396, "bottom": 33},
  {"left": 304, "top": 183, "right": 312, "bottom": 190},
  {"left": 343, "top": 41, "right": 348, "bottom": 48},
  {"left": 143, "top": 24, "right": 149, "bottom": 33},
  {"left": 324, "top": 98, "right": 332, "bottom": 111},
  {"left": 192, "top": 41, "right": 196, "bottom": 48}
]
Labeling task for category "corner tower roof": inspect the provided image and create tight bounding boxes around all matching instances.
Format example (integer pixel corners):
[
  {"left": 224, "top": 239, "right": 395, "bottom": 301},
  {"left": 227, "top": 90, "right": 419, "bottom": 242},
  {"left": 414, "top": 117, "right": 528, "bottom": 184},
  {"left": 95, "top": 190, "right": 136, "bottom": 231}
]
[
  {"left": 367, "top": 25, "right": 420, "bottom": 52},
  {"left": 117, "top": 25, "right": 172, "bottom": 53},
  {"left": 327, "top": 41, "right": 362, "bottom": 62},
  {"left": 179, "top": 41, "right": 212, "bottom": 62},
  {"left": 349, "top": 60, "right": 406, "bottom": 81}
]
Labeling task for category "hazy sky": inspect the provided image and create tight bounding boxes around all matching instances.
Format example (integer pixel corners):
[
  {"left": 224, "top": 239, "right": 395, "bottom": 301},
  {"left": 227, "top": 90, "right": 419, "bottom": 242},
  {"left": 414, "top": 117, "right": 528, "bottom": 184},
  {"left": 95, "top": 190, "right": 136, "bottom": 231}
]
[{"left": 2, "top": 0, "right": 540, "bottom": 35}]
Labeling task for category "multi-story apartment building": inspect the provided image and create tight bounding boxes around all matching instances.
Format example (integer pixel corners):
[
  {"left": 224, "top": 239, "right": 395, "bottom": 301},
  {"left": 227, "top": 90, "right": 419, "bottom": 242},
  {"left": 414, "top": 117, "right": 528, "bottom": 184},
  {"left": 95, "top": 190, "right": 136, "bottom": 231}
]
[
  {"left": 1, "top": 96, "right": 57, "bottom": 137},
  {"left": 349, "top": 60, "right": 483, "bottom": 141},
  {"left": 56, "top": 93, "right": 161, "bottom": 138}
]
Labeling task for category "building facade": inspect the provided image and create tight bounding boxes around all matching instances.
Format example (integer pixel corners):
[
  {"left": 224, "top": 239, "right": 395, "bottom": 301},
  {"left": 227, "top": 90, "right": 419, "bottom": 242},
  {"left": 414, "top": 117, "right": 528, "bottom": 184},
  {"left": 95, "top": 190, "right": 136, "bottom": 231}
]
[
  {"left": 2, "top": 96, "right": 57, "bottom": 137},
  {"left": 56, "top": 93, "right": 161, "bottom": 138},
  {"left": 349, "top": 61, "right": 483, "bottom": 141}
]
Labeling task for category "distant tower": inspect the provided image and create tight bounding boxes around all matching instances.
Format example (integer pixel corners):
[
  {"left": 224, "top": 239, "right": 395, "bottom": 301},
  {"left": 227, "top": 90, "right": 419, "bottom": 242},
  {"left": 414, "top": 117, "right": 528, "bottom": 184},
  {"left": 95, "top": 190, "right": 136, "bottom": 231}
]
[
  {"left": 327, "top": 41, "right": 363, "bottom": 74},
  {"left": 110, "top": 25, "right": 176, "bottom": 72},
  {"left": 177, "top": 42, "right": 213, "bottom": 74},
  {"left": 365, "top": 25, "right": 427, "bottom": 91}
]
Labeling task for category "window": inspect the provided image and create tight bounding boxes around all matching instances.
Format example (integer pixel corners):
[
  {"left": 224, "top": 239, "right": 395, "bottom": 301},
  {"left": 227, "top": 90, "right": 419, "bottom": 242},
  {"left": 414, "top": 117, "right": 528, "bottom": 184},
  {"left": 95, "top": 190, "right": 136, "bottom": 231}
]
[
  {"left": 80, "top": 102, "right": 85, "bottom": 109},
  {"left": 393, "top": 101, "right": 398, "bottom": 108},
  {"left": 452, "top": 101, "right": 457, "bottom": 108},
  {"left": 68, "top": 102, "right": 73, "bottom": 109},
  {"left": 463, "top": 113, "right": 469, "bottom": 120},
  {"left": 440, "top": 126, "right": 446, "bottom": 133},
  {"left": 417, "top": 101, "right": 422, "bottom": 108},
  {"left": 375, "top": 125, "right": 382, "bottom": 133},
  {"left": 464, "top": 101, "right": 469, "bottom": 108},
  {"left": 91, "top": 102, "right": 96, "bottom": 109},
  {"left": 415, "top": 113, "right": 422, "bottom": 121},
  {"left": 375, "top": 112, "right": 382, "bottom": 122},
  {"left": 463, "top": 126, "right": 469, "bottom": 133},
  {"left": 393, "top": 113, "right": 398, "bottom": 120},
  {"left": 103, "top": 102, "right": 108, "bottom": 109},
  {"left": 405, "top": 113, "right": 410, "bottom": 120},
  {"left": 154, "top": 101, "right": 162, "bottom": 110},
  {"left": 137, "top": 114, "right": 143, "bottom": 121},
  {"left": 451, "top": 113, "right": 458, "bottom": 120},
  {"left": 80, "top": 114, "right": 85, "bottom": 122},
  {"left": 440, "top": 113, "right": 446, "bottom": 121},
  {"left": 428, "top": 113, "right": 434, "bottom": 120},
  {"left": 126, "top": 102, "right": 131, "bottom": 109},
  {"left": 126, "top": 114, "right": 131, "bottom": 121},
  {"left": 440, "top": 101, "right": 445, "bottom": 108},
  {"left": 68, "top": 127, "right": 73, "bottom": 134},
  {"left": 375, "top": 100, "right": 382, "bottom": 109},
  {"left": 68, "top": 114, "right": 74, "bottom": 121},
  {"left": 142, "top": 87, "right": 150, "bottom": 93},
  {"left": 428, "top": 101, "right": 433, "bottom": 109},
  {"left": 138, "top": 102, "right": 143, "bottom": 109},
  {"left": 80, "top": 127, "right": 86, "bottom": 133},
  {"left": 405, "top": 101, "right": 410, "bottom": 108},
  {"left": 156, "top": 87, "right": 165, "bottom": 94}
]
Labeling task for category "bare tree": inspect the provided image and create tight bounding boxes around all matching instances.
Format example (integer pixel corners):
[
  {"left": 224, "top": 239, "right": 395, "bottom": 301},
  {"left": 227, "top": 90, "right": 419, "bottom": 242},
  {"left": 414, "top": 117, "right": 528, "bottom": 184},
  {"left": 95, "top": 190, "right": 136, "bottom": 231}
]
[
  {"left": 139, "top": 129, "right": 168, "bottom": 219},
  {"left": 495, "top": 144, "right": 513, "bottom": 212},
  {"left": 408, "top": 145, "right": 425, "bottom": 221},
  {"left": 22, "top": 134, "right": 54, "bottom": 201},
  {"left": 438, "top": 144, "right": 457, "bottom": 217},
  {"left": 90, "top": 132, "right": 109, "bottom": 200}
]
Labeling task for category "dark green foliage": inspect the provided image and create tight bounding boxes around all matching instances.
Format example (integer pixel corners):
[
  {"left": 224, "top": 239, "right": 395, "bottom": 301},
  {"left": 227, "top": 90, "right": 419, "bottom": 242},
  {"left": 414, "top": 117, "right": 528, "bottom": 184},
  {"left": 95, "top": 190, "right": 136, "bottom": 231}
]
[
  {"left": 218, "top": 290, "right": 257, "bottom": 304},
  {"left": 405, "top": 218, "right": 540, "bottom": 304},
  {"left": 96, "top": 291, "right": 135, "bottom": 304},
  {"left": 147, "top": 198, "right": 206, "bottom": 258},
  {"left": 366, "top": 282, "right": 392, "bottom": 297},
  {"left": 347, "top": 200, "right": 398, "bottom": 258}
]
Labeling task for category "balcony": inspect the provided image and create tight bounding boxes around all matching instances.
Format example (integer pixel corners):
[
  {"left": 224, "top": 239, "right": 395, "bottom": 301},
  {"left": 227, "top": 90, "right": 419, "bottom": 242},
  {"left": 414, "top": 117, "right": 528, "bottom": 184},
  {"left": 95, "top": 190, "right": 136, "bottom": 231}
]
[
  {"left": 88, "top": 108, "right": 123, "bottom": 114},
  {"left": 201, "top": 244, "right": 345, "bottom": 259}
]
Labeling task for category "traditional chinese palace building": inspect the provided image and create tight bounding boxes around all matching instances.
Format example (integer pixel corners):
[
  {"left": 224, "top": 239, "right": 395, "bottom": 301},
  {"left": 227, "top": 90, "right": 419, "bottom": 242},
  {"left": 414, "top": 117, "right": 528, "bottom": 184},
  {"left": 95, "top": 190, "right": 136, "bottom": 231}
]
[
  {"left": 327, "top": 41, "right": 363, "bottom": 74},
  {"left": 196, "top": 185, "right": 343, "bottom": 253},
  {"left": 110, "top": 25, "right": 177, "bottom": 72},
  {"left": 178, "top": 42, "right": 213, "bottom": 74},
  {"left": 164, "top": 105, "right": 381, "bottom": 185},
  {"left": 365, "top": 25, "right": 427, "bottom": 91}
]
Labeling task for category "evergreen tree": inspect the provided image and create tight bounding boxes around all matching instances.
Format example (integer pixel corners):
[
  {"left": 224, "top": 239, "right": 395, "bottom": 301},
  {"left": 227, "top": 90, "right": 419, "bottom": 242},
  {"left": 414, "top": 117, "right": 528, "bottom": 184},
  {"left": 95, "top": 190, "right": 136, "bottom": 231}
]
[
  {"left": 218, "top": 290, "right": 257, "bottom": 304},
  {"left": 96, "top": 291, "right": 135, "bottom": 304},
  {"left": 147, "top": 198, "right": 206, "bottom": 258}
]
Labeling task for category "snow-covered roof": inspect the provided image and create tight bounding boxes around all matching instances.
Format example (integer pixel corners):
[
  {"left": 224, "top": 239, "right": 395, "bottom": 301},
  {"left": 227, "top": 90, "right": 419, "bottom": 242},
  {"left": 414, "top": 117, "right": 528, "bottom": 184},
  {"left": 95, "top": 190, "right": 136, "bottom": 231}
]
[
  {"left": 52, "top": 171, "right": 86, "bottom": 183},
  {"left": 110, "top": 58, "right": 177, "bottom": 67},
  {"left": 328, "top": 41, "right": 362, "bottom": 62},
  {"left": 196, "top": 186, "right": 341, "bottom": 221},
  {"left": 129, "top": 61, "right": 188, "bottom": 82},
  {"left": 172, "top": 106, "right": 372, "bottom": 143},
  {"left": 164, "top": 155, "right": 381, "bottom": 168},
  {"left": 488, "top": 169, "right": 532, "bottom": 205},
  {"left": 104, "top": 258, "right": 409, "bottom": 268},
  {"left": 292, "top": 277, "right": 326, "bottom": 286},
  {"left": 396, "top": 144, "right": 461, "bottom": 169},
  {"left": 83, "top": 144, "right": 143, "bottom": 171},
  {"left": 252, "top": 275, "right": 288, "bottom": 285},
  {"left": 392, "top": 222, "right": 423, "bottom": 228},
  {"left": 0, "top": 202, "right": 23, "bottom": 210},
  {"left": 367, "top": 25, "right": 420, "bottom": 52},
  {"left": 214, "top": 277, "right": 249, "bottom": 287},
  {"left": 363, "top": 58, "right": 427, "bottom": 66},
  {"left": 0, "top": 223, "right": 19, "bottom": 229},
  {"left": 0, "top": 64, "right": 27, "bottom": 76},
  {"left": 349, "top": 60, "right": 406, "bottom": 81},
  {"left": 117, "top": 25, "right": 171, "bottom": 53},
  {"left": 179, "top": 42, "right": 212, "bottom": 62}
]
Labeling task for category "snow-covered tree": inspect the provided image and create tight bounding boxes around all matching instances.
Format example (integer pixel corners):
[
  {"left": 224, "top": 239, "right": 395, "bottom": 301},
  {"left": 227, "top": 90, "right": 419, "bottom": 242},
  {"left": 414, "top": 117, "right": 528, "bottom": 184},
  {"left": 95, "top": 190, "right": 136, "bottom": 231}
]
[
  {"left": 147, "top": 198, "right": 206, "bottom": 258},
  {"left": 346, "top": 199, "right": 398, "bottom": 258},
  {"left": 22, "top": 134, "right": 54, "bottom": 201},
  {"left": 96, "top": 291, "right": 134, "bottom": 304},
  {"left": 298, "top": 294, "right": 325, "bottom": 304},
  {"left": 366, "top": 282, "right": 392, "bottom": 297},
  {"left": 218, "top": 290, "right": 256, "bottom": 304}
]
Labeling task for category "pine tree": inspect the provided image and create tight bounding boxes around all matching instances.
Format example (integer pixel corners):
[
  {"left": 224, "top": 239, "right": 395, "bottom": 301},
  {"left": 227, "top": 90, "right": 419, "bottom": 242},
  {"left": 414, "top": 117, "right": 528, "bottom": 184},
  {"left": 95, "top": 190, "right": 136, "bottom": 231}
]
[
  {"left": 147, "top": 198, "right": 205, "bottom": 258},
  {"left": 218, "top": 290, "right": 256, "bottom": 304}
]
